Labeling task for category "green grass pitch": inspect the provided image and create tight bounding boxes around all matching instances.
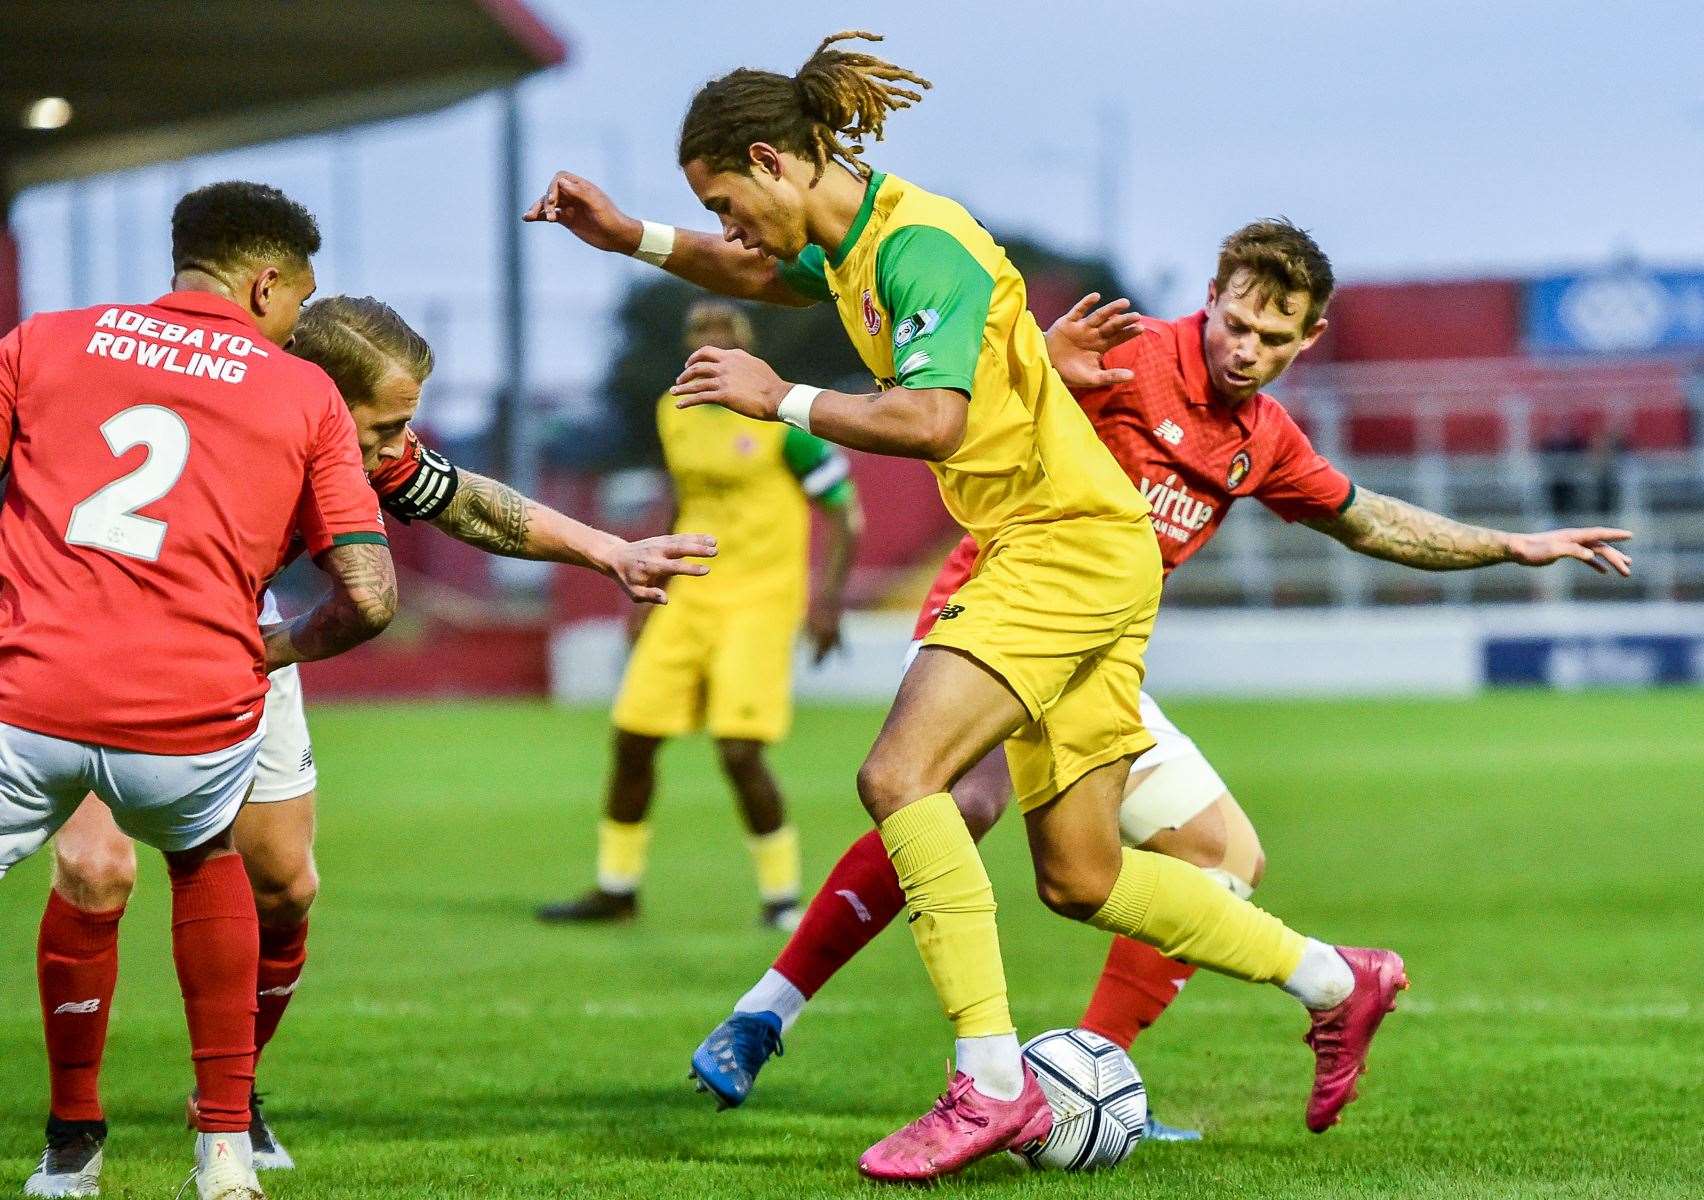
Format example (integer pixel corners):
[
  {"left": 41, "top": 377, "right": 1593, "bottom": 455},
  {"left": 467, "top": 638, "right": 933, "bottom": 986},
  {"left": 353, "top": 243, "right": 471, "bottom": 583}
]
[{"left": 2, "top": 691, "right": 1700, "bottom": 1198}]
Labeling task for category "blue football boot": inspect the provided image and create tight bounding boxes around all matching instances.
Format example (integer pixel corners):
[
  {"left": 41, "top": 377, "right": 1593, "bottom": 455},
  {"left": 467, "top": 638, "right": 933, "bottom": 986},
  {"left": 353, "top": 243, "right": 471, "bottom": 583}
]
[
  {"left": 689, "top": 1011, "right": 784, "bottom": 1110},
  {"left": 1144, "top": 1111, "right": 1204, "bottom": 1142}
]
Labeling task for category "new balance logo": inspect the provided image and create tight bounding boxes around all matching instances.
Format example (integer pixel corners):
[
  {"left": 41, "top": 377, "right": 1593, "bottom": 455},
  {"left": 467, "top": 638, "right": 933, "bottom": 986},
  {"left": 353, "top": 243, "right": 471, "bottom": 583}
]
[
  {"left": 938, "top": 603, "right": 965, "bottom": 620},
  {"left": 299, "top": 747, "right": 314, "bottom": 772},
  {"left": 53, "top": 999, "right": 101, "bottom": 1015},
  {"left": 1154, "top": 418, "right": 1185, "bottom": 445},
  {"left": 836, "top": 889, "right": 873, "bottom": 923},
  {"left": 907, "top": 911, "right": 922, "bottom": 924},
  {"left": 258, "top": 979, "right": 301, "bottom": 998}
]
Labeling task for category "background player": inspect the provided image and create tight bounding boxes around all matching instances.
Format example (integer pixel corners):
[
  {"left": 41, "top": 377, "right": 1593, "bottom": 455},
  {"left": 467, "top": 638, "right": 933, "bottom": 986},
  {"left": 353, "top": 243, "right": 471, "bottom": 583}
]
[
  {"left": 2, "top": 182, "right": 395, "bottom": 1200},
  {"left": 27, "top": 293, "right": 715, "bottom": 1196},
  {"left": 527, "top": 33, "right": 1408, "bottom": 1181},
  {"left": 689, "top": 220, "right": 1634, "bottom": 1131},
  {"left": 537, "top": 298, "right": 861, "bottom": 930}
]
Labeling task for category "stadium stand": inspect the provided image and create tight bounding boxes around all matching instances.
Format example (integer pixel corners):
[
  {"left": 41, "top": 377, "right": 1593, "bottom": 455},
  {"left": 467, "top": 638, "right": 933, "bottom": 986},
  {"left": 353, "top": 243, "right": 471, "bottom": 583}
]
[{"left": 0, "top": 0, "right": 566, "bottom": 335}]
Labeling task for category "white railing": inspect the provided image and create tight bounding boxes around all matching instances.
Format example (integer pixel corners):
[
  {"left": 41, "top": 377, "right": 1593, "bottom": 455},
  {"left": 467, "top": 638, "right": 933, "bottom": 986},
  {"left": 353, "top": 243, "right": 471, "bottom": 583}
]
[{"left": 1166, "top": 359, "right": 1704, "bottom": 607}]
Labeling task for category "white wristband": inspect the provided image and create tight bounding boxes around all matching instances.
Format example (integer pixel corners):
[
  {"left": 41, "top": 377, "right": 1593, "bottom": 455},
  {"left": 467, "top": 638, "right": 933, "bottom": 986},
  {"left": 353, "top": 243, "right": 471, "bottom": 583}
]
[
  {"left": 631, "top": 220, "right": 675, "bottom": 267},
  {"left": 777, "top": 384, "right": 822, "bottom": 433}
]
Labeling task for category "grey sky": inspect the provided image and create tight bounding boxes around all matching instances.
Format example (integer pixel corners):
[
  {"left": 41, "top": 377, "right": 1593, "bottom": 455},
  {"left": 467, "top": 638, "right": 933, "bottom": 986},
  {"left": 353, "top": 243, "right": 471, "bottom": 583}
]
[{"left": 13, "top": 0, "right": 1703, "bottom": 403}]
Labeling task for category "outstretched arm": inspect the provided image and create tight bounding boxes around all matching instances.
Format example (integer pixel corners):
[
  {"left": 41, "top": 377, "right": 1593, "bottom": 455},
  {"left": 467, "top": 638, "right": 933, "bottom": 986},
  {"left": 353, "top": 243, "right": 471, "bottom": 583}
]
[
  {"left": 1306, "top": 488, "right": 1632, "bottom": 575},
  {"left": 263, "top": 542, "right": 398, "bottom": 670},
  {"left": 431, "top": 469, "right": 716, "bottom": 604},
  {"left": 522, "top": 171, "right": 813, "bottom": 307},
  {"left": 671, "top": 347, "right": 967, "bottom": 460}
]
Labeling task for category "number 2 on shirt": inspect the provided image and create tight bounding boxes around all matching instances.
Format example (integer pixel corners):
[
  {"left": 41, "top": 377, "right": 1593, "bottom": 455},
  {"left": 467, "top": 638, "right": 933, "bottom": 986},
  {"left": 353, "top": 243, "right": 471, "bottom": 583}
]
[{"left": 65, "top": 404, "right": 191, "bottom": 562}]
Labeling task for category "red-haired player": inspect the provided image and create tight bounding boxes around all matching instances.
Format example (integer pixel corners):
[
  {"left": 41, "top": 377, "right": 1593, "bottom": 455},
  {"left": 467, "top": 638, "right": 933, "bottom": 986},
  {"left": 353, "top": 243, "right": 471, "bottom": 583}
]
[{"left": 691, "top": 218, "right": 1631, "bottom": 1135}]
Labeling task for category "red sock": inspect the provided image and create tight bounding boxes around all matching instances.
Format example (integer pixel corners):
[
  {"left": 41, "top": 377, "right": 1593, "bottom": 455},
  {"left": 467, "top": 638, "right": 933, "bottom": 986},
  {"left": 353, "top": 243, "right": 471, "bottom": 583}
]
[
  {"left": 37, "top": 891, "right": 125, "bottom": 1124},
  {"left": 772, "top": 829, "right": 907, "bottom": 998},
  {"left": 169, "top": 853, "right": 258, "bottom": 1133},
  {"left": 254, "top": 920, "right": 308, "bottom": 1070},
  {"left": 1079, "top": 936, "right": 1200, "bottom": 1051}
]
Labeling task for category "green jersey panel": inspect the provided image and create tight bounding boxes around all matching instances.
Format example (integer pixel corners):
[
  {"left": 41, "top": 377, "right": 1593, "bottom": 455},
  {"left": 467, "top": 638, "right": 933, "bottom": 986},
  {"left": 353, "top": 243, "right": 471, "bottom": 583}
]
[
  {"left": 777, "top": 244, "right": 833, "bottom": 304},
  {"left": 875, "top": 226, "right": 993, "bottom": 394}
]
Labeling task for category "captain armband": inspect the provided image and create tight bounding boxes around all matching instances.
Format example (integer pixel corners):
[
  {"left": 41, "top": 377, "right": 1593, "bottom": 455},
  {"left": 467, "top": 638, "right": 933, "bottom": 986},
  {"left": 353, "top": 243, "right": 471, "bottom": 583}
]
[{"left": 376, "top": 440, "right": 460, "bottom": 523}]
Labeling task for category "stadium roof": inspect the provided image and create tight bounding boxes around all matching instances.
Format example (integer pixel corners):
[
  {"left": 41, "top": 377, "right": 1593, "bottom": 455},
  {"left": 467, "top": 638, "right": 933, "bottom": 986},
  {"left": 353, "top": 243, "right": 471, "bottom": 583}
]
[{"left": 0, "top": 0, "right": 567, "bottom": 196}]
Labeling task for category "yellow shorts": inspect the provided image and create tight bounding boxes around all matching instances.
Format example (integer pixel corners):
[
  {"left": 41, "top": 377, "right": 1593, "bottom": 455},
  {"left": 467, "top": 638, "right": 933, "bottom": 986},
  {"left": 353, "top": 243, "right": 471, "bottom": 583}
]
[
  {"left": 611, "top": 598, "right": 798, "bottom": 743},
  {"left": 922, "top": 517, "right": 1164, "bottom": 813}
]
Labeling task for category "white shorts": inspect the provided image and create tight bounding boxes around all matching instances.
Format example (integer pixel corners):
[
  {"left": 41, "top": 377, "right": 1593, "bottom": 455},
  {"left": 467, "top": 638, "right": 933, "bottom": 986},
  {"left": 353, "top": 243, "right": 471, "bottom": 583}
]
[
  {"left": 253, "top": 591, "right": 317, "bottom": 804},
  {"left": 0, "top": 720, "right": 266, "bottom": 877},
  {"left": 903, "top": 639, "right": 1227, "bottom": 842},
  {"left": 252, "top": 664, "right": 316, "bottom": 803},
  {"left": 1131, "top": 691, "right": 1199, "bottom": 770}
]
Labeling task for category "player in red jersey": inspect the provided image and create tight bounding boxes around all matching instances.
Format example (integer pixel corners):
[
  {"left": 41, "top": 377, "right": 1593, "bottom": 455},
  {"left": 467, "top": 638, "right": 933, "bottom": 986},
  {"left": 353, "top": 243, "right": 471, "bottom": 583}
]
[
  {"left": 690, "top": 219, "right": 1632, "bottom": 1134},
  {"left": 26, "top": 292, "right": 715, "bottom": 1196},
  {"left": 1, "top": 182, "right": 398, "bottom": 1200}
]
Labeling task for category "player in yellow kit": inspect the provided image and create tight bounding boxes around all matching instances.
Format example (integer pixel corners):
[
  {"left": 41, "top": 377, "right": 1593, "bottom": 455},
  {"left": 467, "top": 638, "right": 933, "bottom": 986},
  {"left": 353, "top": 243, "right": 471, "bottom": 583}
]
[
  {"left": 526, "top": 31, "right": 1406, "bottom": 1181},
  {"left": 538, "top": 300, "right": 861, "bottom": 930}
]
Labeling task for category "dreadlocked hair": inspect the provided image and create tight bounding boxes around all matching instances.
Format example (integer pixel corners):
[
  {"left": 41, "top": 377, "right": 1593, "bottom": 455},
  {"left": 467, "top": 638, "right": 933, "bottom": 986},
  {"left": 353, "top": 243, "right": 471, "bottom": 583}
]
[{"left": 678, "top": 31, "right": 932, "bottom": 183}]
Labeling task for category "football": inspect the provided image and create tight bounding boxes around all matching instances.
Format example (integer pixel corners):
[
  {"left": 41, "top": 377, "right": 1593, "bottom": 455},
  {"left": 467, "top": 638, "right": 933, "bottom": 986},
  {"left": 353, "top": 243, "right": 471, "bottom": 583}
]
[{"left": 1014, "top": 1028, "right": 1148, "bottom": 1171}]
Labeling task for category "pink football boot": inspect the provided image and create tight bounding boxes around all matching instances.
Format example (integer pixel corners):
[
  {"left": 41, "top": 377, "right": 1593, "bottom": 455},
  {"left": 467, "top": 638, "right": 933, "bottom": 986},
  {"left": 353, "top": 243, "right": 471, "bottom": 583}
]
[
  {"left": 1304, "top": 946, "right": 1409, "bottom": 1132},
  {"left": 858, "top": 1064, "right": 1053, "bottom": 1183}
]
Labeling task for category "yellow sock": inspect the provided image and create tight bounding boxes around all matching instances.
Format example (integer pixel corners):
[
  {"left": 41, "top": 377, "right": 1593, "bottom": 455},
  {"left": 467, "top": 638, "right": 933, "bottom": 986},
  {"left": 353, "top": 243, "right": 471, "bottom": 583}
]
[
  {"left": 1088, "top": 848, "right": 1306, "bottom": 984},
  {"left": 747, "top": 825, "right": 801, "bottom": 903},
  {"left": 596, "top": 818, "right": 651, "bottom": 894},
  {"left": 878, "top": 792, "right": 1014, "bottom": 1038}
]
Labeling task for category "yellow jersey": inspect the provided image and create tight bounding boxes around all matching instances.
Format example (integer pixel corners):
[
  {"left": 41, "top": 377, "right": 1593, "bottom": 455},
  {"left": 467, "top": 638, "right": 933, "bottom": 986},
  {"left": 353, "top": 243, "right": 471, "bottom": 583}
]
[
  {"left": 656, "top": 393, "right": 851, "bottom": 611},
  {"left": 778, "top": 170, "right": 1149, "bottom": 547}
]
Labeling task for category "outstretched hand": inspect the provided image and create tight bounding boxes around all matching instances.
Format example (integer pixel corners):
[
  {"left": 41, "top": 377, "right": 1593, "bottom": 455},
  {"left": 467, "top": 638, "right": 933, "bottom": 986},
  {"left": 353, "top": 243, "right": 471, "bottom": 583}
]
[
  {"left": 522, "top": 171, "right": 643, "bottom": 254},
  {"left": 1507, "top": 527, "right": 1633, "bottom": 576},
  {"left": 608, "top": 533, "right": 718, "bottom": 604},
  {"left": 672, "top": 347, "right": 788, "bottom": 420},
  {"left": 1045, "top": 292, "right": 1145, "bottom": 390}
]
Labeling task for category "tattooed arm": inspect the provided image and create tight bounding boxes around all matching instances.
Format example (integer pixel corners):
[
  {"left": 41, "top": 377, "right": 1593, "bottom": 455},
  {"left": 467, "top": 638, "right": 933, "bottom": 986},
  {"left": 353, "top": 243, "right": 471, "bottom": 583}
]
[
  {"left": 430, "top": 469, "right": 544, "bottom": 558},
  {"left": 263, "top": 542, "right": 398, "bottom": 671},
  {"left": 431, "top": 470, "right": 717, "bottom": 603},
  {"left": 430, "top": 469, "right": 642, "bottom": 565},
  {"left": 1305, "top": 488, "right": 1632, "bottom": 575}
]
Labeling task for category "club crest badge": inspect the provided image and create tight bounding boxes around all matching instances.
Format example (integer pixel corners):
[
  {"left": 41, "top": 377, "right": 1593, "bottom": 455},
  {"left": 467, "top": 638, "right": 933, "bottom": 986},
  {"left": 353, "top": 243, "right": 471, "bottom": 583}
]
[
  {"left": 1226, "top": 450, "right": 1252, "bottom": 491},
  {"left": 862, "top": 289, "right": 883, "bottom": 336}
]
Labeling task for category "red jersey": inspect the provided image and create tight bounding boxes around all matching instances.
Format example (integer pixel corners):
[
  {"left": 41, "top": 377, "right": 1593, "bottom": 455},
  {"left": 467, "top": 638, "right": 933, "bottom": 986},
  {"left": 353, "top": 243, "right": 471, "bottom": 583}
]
[
  {"left": 914, "top": 311, "right": 1352, "bottom": 639},
  {"left": 0, "top": 291, "right": 386, "bottom": 754}
]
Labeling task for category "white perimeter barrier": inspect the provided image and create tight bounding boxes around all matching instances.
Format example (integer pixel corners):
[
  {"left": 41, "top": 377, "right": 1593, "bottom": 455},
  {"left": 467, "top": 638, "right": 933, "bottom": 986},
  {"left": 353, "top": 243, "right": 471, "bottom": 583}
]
[{"left": 550, "top": 603, "right": 1704, "bottom": 704}]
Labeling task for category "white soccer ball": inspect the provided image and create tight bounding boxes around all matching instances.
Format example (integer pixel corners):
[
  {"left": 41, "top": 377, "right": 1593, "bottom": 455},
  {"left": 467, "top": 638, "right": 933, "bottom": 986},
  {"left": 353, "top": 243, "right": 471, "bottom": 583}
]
[{"left": 1014, "top": 1028, "right": 1147, "bottom": 1171}]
